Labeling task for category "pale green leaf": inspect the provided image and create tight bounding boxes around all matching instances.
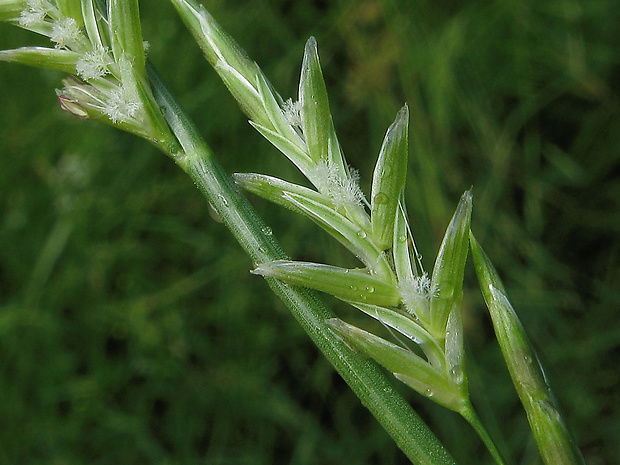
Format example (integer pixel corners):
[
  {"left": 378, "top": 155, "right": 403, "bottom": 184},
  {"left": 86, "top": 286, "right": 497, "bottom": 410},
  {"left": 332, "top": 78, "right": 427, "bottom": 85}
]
[
  {"left": 283, "top": 191, "right": 393, "bottom": 280},
  {"left": 214, "top": 60, "right": 267, "bottom": 127},
  {"left": 0, "top": 46, "right": 79, "bottom": 73},
  {"left": 253, "top": 261, "right": 400, "bottom": 307},
  {"left": 346, "top": 302, "right": 444, "bottom": 369},
  {"left": 255, "top": 70, "right": 305, "bottom": 150},
  {"left": 0, "top": 1, "right": 25, "bottom": 22},
  {"left": 248, "top": 122, "right": 314, "bottom": 178},
  {"left": 108, "top": 0, "right": 145, "bottom": 74},
  {"left": 470, "top": 233, "right": 585, "bottom": 465},
  {"left": 429, "top": 190, "right": 472, "bottom": 337},
  {"left": 233, "top": 172, "right": 333, "bottom": 216},
  {"left": 327, "top": 318, "right": 465, "bottom": 411},
  {"left": 392, "top": 198, "right": 414, "bottom": 283},
  {"left": 57, "top": 0, "right": 83, "bottom": 28},
  {"left": 371, "top": 104, "right": 409, "bottom": 250},
  {"left": 80, "top": 0, "right": 105, "bottom": 50},
  {"left": 299, "top": 36, "right": 330, "bottom": 165},
  {"left": 169, "top": 0, "right": 257, "bottom": 85}
]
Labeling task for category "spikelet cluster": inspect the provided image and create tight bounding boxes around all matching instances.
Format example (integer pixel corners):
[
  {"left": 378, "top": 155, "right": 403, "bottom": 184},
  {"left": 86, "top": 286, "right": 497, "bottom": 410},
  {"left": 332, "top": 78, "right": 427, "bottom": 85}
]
[{"left": 0, "top": 0, "right": 175, "bottom": 150}]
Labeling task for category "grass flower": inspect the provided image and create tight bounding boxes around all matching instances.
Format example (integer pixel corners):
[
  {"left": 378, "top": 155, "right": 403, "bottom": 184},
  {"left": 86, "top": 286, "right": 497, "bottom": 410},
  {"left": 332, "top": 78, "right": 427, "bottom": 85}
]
[
  {"left": 18, "top": 0, "right": 49, "bottom": 27},
  {"left": 0, "top": 0, "right": 178, "bottom": 152},
  {"left": 50, "top": 15, "right": 83, "bottom": 48},
  {"left": 75, "top": 45, "right": 113, "bottom": 80}
]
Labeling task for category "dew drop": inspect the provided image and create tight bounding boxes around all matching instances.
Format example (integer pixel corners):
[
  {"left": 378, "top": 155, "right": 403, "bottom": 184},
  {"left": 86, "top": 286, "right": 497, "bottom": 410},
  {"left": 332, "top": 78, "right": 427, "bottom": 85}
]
[
  {"left": 217, "top": 194, "right": 229, "bottom": 207},
  {"left": 208, "top": 203, "right": 223, "bottom": 223},
  {"left": 261, "top": 226, "right": 272, "bottom": 236},
  {"left": 450, "top": 365, "right": 464, "bottom": 384},
  {"left": 373, "top": 192, "right": 389, "bottom": 205},
  {"left": 425, "top": 389, "right": 433, "bottom": 397},
  {"left": 357, "top": 230, "right": 367, "bottom": 239},
  {"left": 365, "top": 286, "right": 375, "bottom": 293},
  {"left": 397, "top": 234, "right": 407, "bottom": 243}
]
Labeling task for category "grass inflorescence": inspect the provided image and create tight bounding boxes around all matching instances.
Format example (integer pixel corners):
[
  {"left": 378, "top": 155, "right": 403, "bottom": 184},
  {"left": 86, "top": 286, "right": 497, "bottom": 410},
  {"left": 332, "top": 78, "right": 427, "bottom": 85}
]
[{"left": 1, "top": 0, "right": 617, "bottom": 463}]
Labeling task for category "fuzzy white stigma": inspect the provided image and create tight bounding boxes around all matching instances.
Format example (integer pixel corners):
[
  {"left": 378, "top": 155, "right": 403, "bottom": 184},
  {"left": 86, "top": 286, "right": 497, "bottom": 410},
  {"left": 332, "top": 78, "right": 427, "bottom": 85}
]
[
  {"left": 311, "top": 160, "right": 365, "bottom": 209},
  {"left": 104, "top": 84, "right": 141, "bottom": 123},
  {"left": 282, "top": 98, "right": 303, "bottom": 128},
  {"left": 50, "top": 17, "right": 82, "bottom": 49},
  {"left": 76, "top": 46, "right": 113, "bottom": 80},
  {"left": 400, "top": 273, "right": 434, "bottom": 318},
  {"left": 18, "top": 0, "right": 51, "bottom": 27},
  {"left": 102, "top": 58, "right": 143, "bottom": 123}
]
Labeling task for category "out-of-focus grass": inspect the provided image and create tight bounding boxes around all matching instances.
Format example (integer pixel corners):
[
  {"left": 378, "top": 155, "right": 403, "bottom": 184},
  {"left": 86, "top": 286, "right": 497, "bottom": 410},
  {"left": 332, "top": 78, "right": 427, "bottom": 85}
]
[{"left": 1, "top": 0, "right": 619, "bottom": 464}]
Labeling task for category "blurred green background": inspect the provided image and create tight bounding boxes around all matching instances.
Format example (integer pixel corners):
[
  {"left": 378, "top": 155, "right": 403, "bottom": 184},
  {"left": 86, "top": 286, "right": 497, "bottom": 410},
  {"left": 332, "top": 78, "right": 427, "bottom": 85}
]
[{"left": 1, "top": 0, "right": 619, "bottom": 464}]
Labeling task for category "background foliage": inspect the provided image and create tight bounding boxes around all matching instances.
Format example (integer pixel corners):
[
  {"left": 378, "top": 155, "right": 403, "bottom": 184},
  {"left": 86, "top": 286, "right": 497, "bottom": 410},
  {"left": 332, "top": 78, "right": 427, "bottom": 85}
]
[{"left": 1, "top": 0, "right": 619, "bottom": 463}]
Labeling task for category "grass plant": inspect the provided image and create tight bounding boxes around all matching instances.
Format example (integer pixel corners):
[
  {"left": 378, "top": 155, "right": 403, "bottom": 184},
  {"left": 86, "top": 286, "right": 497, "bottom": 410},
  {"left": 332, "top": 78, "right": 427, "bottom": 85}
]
[{"left": 2, "top": 0, "right": 618, "bottom": 464}]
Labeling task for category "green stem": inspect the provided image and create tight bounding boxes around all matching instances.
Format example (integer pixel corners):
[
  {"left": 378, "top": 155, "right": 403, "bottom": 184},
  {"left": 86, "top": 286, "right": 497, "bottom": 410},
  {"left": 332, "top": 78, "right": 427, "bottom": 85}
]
[
  {"left": 147, "top": 63, "right": 458, "bottom": 465},
  {"left": 460, "top": 403, "right": 508, "bottom": 465}
]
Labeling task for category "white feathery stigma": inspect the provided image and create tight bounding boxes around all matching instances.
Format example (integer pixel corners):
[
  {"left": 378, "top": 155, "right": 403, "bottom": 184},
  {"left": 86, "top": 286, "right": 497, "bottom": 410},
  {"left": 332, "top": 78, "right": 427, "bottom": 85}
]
[
  {"left": 282, "top": 98, "right": 303, "bottom": 128},
  {"left": 312, "top": 160, "right": 364, "bottom": 208},
  {"left": 102, "top": 58, "right": 142, "bottom": 124},
  {"left": 104, "top": 83, "right": 141, "bottom": 123},
  {"left": 400, "top": 272, "right": 434, "bottom": 317},
  {"left": 19, "top": 0, "right": 51, "bottom": 27},
  {"left": 76, "top": 46, "right": 113, "bottom": 80},
  {"left": 50, "top": 16, "right": 82, "bottom": 49}
]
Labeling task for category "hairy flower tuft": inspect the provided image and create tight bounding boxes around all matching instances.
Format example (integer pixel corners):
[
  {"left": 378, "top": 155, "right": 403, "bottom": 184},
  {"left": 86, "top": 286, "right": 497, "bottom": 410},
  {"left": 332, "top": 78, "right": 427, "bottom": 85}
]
[
  {"left": 312, "top": 160, "right": 365, "bottom": 209},
  {"left": 19, "top": 0, "right": 51, "bottom": 27},
  {"left": 400, "top": 273, "right": 434, "bottom": 318},
  {"left": 104, "top": 84, "right": 141, "bottom": 123},
  {"left": 50, "top": 16, "right": 83, "bottom": 49},
  {"left": 75, "top": 45, "right": 113, "bottom": 80},
  {"left": 282, "top": 98, "right": 302, "bottom": 128}
]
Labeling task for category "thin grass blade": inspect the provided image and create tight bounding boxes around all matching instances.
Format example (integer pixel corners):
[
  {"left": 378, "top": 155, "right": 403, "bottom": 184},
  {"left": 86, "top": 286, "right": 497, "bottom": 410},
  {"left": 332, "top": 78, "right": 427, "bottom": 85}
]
[
  {"left": 283, "top": 192, "right": 392, "bottom": 279},
  {"left": 255, "top": 70, "right": 305, "bottom": 149},
  {"left": 247, "top": 122, "right": 314, "bottom": 177},
  {"left": 0, "top": 47, "right": 79, "bottom": 72},
  {"left": 470, "top": 233, "right": 585, "bottom": 465},
  {"left": 253, "top": 260, "right": 400, "bottom": 307},
  {"left": 299, "top": 37, "right": 331, "bottom": 165},
  {"left": 327, "top": 318, "right": 466, "bottom": 411},
  {"left": 0, "top": 1, "right": 23, "bottom": 22},
  {"left": 234, "top": 172, "right": 334, "bottom": 216},
  {"left": 80, "top": 0, "right": 105, "bottom": 50}
]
